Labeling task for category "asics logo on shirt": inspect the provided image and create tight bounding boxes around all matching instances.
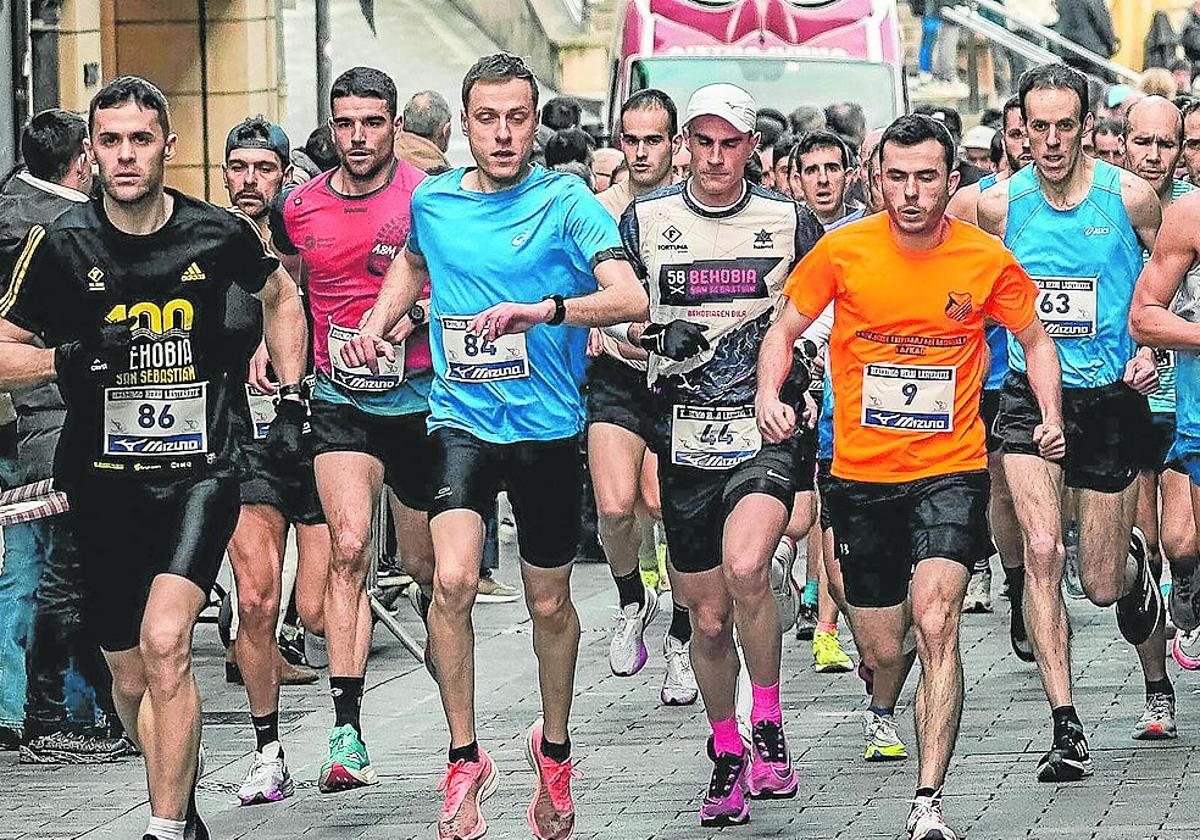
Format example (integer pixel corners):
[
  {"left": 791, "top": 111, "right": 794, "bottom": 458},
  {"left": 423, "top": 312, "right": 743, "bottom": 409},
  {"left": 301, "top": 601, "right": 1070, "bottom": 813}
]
[
  {"left": 512, "top": 232, "right": 530, "bottom": 247},
  {"left": 1084, "top": 227, "right": 1110, "bottom": 236}
]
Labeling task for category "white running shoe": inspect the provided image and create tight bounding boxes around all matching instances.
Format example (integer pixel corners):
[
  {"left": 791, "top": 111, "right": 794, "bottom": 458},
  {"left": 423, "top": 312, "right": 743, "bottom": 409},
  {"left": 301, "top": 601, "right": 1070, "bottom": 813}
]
[
  {"left": 862, "top": 710, "right": 908, "bottom": 762},
  {"left": 962, "top": 566, "right": 993, "bottom": 613},
  {"left": 907, "top": 793, "right": 957, "bottom": 840},
  {"left": 238, "top": 741, "right": 295, "bottom": 805},
  {"left": 661, "top": 635, "right": 698, "bottom": 706},
  {"left": 771, "top": 537, "right": 798, "bottom": 633},
  {"left": 608, "top": 587, "right": 659, "bottom": 676}
]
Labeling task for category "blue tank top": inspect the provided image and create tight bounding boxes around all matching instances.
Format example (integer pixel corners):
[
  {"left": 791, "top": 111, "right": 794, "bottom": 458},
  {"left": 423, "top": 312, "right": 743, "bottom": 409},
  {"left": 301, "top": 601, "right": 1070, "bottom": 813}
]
[
  {"left": 1003, "top": 159, "right": 1142, "bottom": 388},
  {"left": 817, "top": 370, "right": 834, "bottom": 462},
  {"left": 1171, "top": 224, "right": 1200, "bottom": 453}
]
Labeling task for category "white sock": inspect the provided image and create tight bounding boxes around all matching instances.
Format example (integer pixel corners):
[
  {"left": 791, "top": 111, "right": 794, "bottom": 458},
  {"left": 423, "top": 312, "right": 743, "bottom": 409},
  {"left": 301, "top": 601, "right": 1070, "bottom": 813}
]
[{"left": 146, "top": 816, "right": 186, "bottom": 840}]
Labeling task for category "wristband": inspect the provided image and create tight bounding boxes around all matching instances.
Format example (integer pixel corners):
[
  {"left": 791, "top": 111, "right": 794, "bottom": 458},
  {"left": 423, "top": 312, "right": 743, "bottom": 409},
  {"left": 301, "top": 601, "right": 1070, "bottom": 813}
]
[
  {"left": 278, "top": 382, "right": 303, "bottom": 399},
  {"left": 543, "top": 294, "right": 566, "bottom": 326},
  {"left": 408, "top": 303, "right": 426, "bottom": 325}
]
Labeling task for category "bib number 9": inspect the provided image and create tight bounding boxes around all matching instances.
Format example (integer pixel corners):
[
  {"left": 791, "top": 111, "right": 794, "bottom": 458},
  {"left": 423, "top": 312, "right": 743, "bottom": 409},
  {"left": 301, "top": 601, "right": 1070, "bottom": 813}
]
[{"left": 138, "top": 403, "right": 175, "bottom": 429}]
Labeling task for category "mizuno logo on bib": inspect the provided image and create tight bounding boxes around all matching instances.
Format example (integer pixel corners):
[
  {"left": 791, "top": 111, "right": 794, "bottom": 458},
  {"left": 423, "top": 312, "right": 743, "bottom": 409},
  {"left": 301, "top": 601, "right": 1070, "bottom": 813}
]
[
  {"left": 104, "top": 383, "right": 208, "bottom": 456},
  {"left": 441, "top": 316, "right": 529, "bottom": 383},
  {"left": 861, "top": 364, "right": 955, "bottom": 432},
  {"left": 671, "top": 404, "right": 761, "bottom": 470},
  {"left": 1032, "top": 276, "right": 1097, "bottom": 338},
  {"left": 327, "top": 321, "right": 405, "bottom": 391},
  {"left": 245, "top": 385, "right": 276, "bottom": 440}
]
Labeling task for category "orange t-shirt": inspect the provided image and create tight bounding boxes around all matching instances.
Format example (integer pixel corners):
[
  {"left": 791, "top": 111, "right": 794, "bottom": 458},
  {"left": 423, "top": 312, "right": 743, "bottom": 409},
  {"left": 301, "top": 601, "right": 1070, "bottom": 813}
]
[{"left": 784, "top": 212, "right": 1037, "bottom": 483}]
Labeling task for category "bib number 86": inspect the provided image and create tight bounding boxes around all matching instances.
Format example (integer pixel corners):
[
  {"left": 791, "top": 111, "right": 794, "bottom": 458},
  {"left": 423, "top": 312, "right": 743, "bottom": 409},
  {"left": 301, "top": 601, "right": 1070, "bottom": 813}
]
[
  {"left": 463, "top": 334, "right": 497, "bottom": 357},
  {"left": 138, "top": 403, "right": 175, "bottom": 429}
]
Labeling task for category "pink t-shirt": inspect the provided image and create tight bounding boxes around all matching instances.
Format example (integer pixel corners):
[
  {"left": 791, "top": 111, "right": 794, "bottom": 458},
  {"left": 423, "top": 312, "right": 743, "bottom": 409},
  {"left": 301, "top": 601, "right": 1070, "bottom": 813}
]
[{"left": 280, "top": 161, "right": 430, "bottom": 377}]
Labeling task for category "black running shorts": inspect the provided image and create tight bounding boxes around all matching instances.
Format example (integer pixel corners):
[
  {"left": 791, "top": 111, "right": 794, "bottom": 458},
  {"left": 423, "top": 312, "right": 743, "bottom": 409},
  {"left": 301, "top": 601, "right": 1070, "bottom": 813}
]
[
  {"left": 430, "top": 428, "right": 582, "bottom": 569},
  {"left": 1138, "top": 412, "right": 1179, "bottom": 474},
  {"left": 981, "top": 388, "right": 1003, "bottom": 455},
  {"left": 71, "top": 476, "right": 241, "bottom": 652},
  {"left": 234, "top": 407, "right": 324, "bottom": 525},
  {"left": 585, "top": 354, "right": 654, "bottom": 442},
  {"left": 817, "top": 458, "right": 834, "bottom": 532},
  {"left": 824, "top": 470, "right": 991, "bottom": 609},
  {"left": 309, "top": 400, "right": 435, "bottom": 511},
  {"left": 994, "top": 372, "right": 1151, "bottom": 493},
  {"left": 658, "top": 441, "right": 796, "bottom": 575}
]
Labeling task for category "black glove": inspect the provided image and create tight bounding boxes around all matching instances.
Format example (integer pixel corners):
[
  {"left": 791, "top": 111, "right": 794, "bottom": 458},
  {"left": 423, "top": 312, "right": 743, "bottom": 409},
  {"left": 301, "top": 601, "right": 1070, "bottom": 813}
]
[
  {"left": 780, "top": 347, "right": 813, "bottom": 410},
  {"left": 264, "top": 396, "right": 306, "bottom": 457},
  {"left": 637, "top": 320, "right": 710, "bottom": 361},
  {"left": 54, "top": 320, "right": 133, "bottom": 387}
]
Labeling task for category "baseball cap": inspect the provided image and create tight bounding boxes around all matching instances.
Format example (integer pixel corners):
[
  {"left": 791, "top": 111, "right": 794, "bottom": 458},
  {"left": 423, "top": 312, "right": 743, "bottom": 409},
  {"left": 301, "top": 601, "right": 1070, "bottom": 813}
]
[
  {"left": 961, "top": 125, "right": 996, "bottom": 151},
  {"left": 225, "top": 117, "right": 290, "bottom": 165},
  {"left": 683, "top": 84, "right": 757, "bottom": 134}
]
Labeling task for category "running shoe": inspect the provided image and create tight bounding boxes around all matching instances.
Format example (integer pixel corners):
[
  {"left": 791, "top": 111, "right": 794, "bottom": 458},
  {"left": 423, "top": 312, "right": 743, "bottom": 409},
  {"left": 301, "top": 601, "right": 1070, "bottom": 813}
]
[
  {"left": 1062, "top": 525, "right": 1085, "bottom": 600},
  {"left": 437, "top": 748, "right": 499, "bottom": 840},
  {"left": 699, "top": 738, "right": 751, "bottom": 826},
  {"left": 1036, "top": 719, "right": 1092, "bottom": 782},
  {"left": 962, "top": 566, "right": 993, "bottom": 613},
  {"left": 1170, "top": 561, "right": 1200, "bottom": 633},
  {"left": 1009, "top": 588, "right": 1035, "bottom": 663},
  {"left": 477, "top": 575, "right": 521, "bottom": 603},
  {"left": 907, "top": 792, "right": 956, "bottom": 840},
  {"left": 747, "top": 720, "right": 797, "bottom": 799},
  {"left": 318, "top": 724, "right": 378, "bottom": 793},
  {"left": 794, "top": 603, "right": 818, "bottom": 642},
  {"left": 661, "top": 635, "right": 698, "bottom": 706},
  {"left": 770, "top": 538, "right": 798, "bottom": 634},
  {"left": 862, "top": 710, "right": 908, "bottom": 762},
  {"left": 1132, "top": 692, "right": 1178, "bottom": 741},
  {"left": 524, "top": 721, "right": 576, "bottom": 840},
  {"left": 237, "top": 741, "right": 294, "bottom": 805},
  {"left": 18, "top": 730, "right": 131, "bottom": 764},
  {"left": 608, "top": 587, "right": 659, "bottom": 676},
  {"left": 1172, "top": 627, "right": 1200, "bottom": 669},
  {"left": 1116, "top": 528, "right": 1162, "bottom": 646},
  {"left": 812, "top": 629, "right": 854, "bottom": 673}
]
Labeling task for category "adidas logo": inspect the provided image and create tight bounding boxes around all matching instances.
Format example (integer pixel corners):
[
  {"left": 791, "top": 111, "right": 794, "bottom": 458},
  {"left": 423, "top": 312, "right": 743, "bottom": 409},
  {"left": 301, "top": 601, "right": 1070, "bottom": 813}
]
[{"left": 181, "top": 262, "right": 206, "bottom": 283}]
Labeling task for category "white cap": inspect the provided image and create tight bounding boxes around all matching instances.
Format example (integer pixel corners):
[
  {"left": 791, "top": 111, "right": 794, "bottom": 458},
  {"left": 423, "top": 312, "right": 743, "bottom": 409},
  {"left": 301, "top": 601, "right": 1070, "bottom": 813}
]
[
  {"left": 961, "top": 125, "right": 996, "bottom": 151},
  {"left": 683, "top": 83, "right": 757, "bottom": 134}
]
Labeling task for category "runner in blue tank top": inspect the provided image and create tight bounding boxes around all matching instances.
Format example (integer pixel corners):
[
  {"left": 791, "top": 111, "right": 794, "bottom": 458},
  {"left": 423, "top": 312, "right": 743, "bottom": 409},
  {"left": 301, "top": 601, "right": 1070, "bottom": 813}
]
[{"left": 977, "top": 63, "right": 1167, "bottom": 784}]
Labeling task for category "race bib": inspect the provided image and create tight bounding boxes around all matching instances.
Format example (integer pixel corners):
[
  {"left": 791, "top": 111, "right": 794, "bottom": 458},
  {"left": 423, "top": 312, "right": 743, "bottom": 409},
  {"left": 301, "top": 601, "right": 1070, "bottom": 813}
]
[
  {"left": 245, "top": 385, "right": 276, "bottom": 441},
  {"left": 104, "top": 384, "right": 208, "bottom": 457},
  {"left": 861, "top": 364, "right": 955, "bottom": 432},
  {"left": 670, "top": 404, "right": 761, "bottom": 470},
  {"left": 1153, "top": 346, "right": 1176, "bottom": 374},
  {"left": 442, "top": 316, "right": 530, "bottom": 383},
  {"left": 1032, "top": 276, "right": 1097, "bottom": 338},
  {"left": 327, "top": 322, "right": 405, "bottom": 391}
]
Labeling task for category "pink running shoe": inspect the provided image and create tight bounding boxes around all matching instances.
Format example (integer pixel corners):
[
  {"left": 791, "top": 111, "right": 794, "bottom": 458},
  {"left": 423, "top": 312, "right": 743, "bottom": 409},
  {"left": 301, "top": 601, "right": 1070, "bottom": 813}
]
[
  {"left": 747, "top": 720, "right": 798, "bottom": 799},
  {"left": 437, "top": 749, "right": 499, "bottom": 840},
  {"left": 1172, "top": 628, "right": 1200, "bottom": 670},
  {"left": 699, "top": 738, "right": 751, "bottom": 827},
  {"left": 525, "top": 721, "right": 577, "bottom": 840}
]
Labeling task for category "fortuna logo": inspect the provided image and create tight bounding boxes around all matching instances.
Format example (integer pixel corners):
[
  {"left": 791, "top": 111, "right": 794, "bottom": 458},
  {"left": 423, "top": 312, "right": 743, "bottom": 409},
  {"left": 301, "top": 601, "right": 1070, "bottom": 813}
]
[
  {"left": 662, "top": 225, "right": 683, "bottom": 243},
  {"left": 511, "top": 232, "right": 530, "bottom": 247},
  {"left": 1084, "top": 227, "right": 1110, "bottom": 236},
  {"left": 181, "top": 262, "right": 206, "bottom": 283},
  {"left": 753, "top": 229, "right": 773, "bottom": 248},
  {"left": 87, "top": 267, "right": 105, "bottom": 291}
]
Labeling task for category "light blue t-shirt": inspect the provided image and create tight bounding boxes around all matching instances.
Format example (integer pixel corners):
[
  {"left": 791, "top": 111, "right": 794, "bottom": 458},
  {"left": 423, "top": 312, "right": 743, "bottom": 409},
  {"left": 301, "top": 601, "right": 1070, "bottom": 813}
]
[
  {"left": 1004, "top": 159, "right": 1143, "bottom": 388},
  {"left": 407, "top": 166, "right": 622, "bottom": 443}
]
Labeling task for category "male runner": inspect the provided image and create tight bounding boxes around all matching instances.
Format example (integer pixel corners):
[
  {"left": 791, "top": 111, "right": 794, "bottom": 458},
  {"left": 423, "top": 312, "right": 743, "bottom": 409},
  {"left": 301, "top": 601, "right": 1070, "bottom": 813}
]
[
  {"left": 220, "top": 117, "right": 329, "bottom": 804},
  {"left": 343, "top": 53, "right": 647, "bottom": 840},
  {"left": 977, "top": 63, "right": 1169, "bottom": 773},
  {"left": 614, "top": 83, "right": 824, "bottom": 826},
  {"left": 270, "top": 67, "right": 435, "bottom": 792},
  {"left": 1092, "top": 118, "right": 1126, "bottom": 166},
  {"left": 1179, "top": 99, "right": 1200, "bottom": 186},
  {"left": 0, "top": 76, "right": 308, "bottom": 840},
  {"left": 947, "top": 95, "right": 1035, "bottom": 655},
  {"left": 590, "top": 88, "right": 697, "bottom": 705},
  {"left": 790, "top": 130, "right": 861, "bottom": 227},
  {"left": 760, "top": 114, "right": 1061, "bottom": 840}
]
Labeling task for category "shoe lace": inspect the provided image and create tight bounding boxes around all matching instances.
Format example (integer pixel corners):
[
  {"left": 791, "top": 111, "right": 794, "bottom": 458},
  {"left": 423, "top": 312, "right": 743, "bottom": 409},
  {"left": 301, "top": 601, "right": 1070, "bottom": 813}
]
[
  {"left": 751, "top": 721, "right": 787, "bottom": 764},
  {"left": 330, "top": 727, "right": 358, "bottom": 757},
  {"left": 437, "top": 760, "right": 479, "bottom": 816},
  {"left": 706, "top": 752, "right": 745, "bottom": 799},
  {"left": 908, "top": 795, "right": 945, "bottom": 829},
  {"left": 542, "top": 757, "right": 580, "bottom": 813},
  {"left": 1145, "top": 693, "right": 1174, "bottom": 720},
  {"left": 814, "top": 632, "right": 839, "bottom": 660}
]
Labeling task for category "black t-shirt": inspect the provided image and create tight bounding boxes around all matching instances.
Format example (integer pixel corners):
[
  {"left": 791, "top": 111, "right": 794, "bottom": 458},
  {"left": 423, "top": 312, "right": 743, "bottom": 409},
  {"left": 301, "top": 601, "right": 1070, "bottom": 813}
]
[{"left": 0, "top": 189, "right": 278, "bottom": 487}]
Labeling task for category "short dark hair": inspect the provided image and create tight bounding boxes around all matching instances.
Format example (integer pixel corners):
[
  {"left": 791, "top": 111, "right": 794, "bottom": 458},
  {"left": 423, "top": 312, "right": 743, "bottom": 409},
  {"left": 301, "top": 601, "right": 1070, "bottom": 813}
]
[
  {"left": 825, "top": 102, "right": 866, "bottom": 144},
  {"left": 790, "top": 130, "right": 851, "bottom": 172},
  {"left": 772, "top": 134, "right": 796, "bottom": 167},
  {"left": 89, "top": 75, "right": 170, "bottom": 136},
  {"left": 620, "top": 88, "right": 677, "bottom": 136},
  {"left": 756, "top": 108, "right": 788, "bottom": 147},
  {"left": 1019, "top": 62, "right": 1089, "bottom": 122},
  {"left": 980, "top": 107, "right": 1003, "bottom": 130},
  {"left": 1171, "top": 58, "right": 1193, "bottom": 74},
  {"left": 1182, "top": 97, "right": 1200, "bottom": 123},
  {"left": 879, "top": 114, "right": 956, "bottom": 174},
  {"left": 788, "top": 105, "right": 826, "bottom": 135},
  {"left": 541, "top": 96, "right": 581, "bottom": 130},
  {"left": 990, "top": 130, "right": 1004, "bottom": 167},
  {"left": 1093, "top": 117, "right": 1123, "bottom": 138},
  {"left": 913, "top": 103, "right": 962, "bottom": 143},
  {"left": 21, "top": 109, "right": 88, "bottom": 182},
  {"left": 545, "top": 127, "right": 593, "bottom": 167},
  {"left": 330, "top": 66, "right": 397, "bottom": 117},
  {"left": 463, "top": 53, "right": 540, "bottom": 111},
  {"left": 304, "top": 125, "right": 339, "bottom": 171},
  {"left": 1003, "top": 94, "right": 1022, "bottom": 122}
]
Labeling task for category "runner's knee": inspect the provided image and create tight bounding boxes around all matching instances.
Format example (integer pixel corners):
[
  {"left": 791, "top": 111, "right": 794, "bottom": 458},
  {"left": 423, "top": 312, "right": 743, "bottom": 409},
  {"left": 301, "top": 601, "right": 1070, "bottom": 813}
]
[
  {"left": 525, "top": 584, "right": 573, "bottom": 625},
  {"left": 722, "top": 550, "right": 770, "bottom": 599},
  {"left": 434, "top": 564, "right": 479, "bottom": 614},
  {"left": 139, "top": 623, "right": 192, "bottom": 693},
  {"left": 236, "top": 584, "right": 279, "bottom": 635}
]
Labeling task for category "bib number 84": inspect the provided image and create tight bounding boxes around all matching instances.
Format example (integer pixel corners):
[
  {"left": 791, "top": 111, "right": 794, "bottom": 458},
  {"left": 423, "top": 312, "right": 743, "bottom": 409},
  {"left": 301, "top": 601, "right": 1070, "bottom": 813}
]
[
  {"left": 138, "top": 403, "right": 175, "bottom": 429},
  {"left": 462, "top": 333, "right": 497, "bottom": 357}
]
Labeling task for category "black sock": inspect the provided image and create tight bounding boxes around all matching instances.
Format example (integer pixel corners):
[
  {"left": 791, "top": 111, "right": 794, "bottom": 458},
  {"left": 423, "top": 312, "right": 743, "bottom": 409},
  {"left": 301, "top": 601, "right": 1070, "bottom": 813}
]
[
  {"left": 541, "top": 735, "right": 571, "bottom": 763},
  {"left": 330, "top": 676, "right": 364, "bottom": 737},
  {"left": 1146, "top": 678, "right": 1174, "bottom": 697},
  {"left": 1052, "top": 704, "right": 1080, "bottom": 735},
  {"left": 448, "top": 741, "right": 480, "bottom": 763},
  {"left": 914, "top": 786, "right": 939, "bottom": 801},
  {"left": 669, "top": 603, "right": 691, "bottom": 643},
  {"left": 251, "top": 711, "right": 280, "bottom": 752},
  {"left": 613, "top": 567, "right": 645, "bottom": 609}
]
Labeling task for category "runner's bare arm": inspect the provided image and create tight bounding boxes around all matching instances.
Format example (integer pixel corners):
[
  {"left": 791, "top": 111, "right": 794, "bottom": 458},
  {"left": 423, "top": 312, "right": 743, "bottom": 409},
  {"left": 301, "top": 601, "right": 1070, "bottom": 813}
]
[
  {"left": 342, "top": 247, "right": 429, "bottom": 373},
  {"left": 1130, "top": 192, "right": 1200, "bottom": 349},
  {"left": 0, "top": 318, "right": 54, "bottom": 389},
  {"left": 1121, "top": 169, "right": 1163, "bottom": 253},
  {"left": 756, "top": 303, "right": 815, "bottom": 444},
  {"left": 975, "top": 180, "right": 1009, "bottom": 239},
  {"left": 946, "top": 183, "right": 982, "bottom": 226},
  {"left": 254, "top": 266, "right": 309, "bottom": 389},
  {"left": 1011, "top": 317, "right": 1066, "bottom": 460}
]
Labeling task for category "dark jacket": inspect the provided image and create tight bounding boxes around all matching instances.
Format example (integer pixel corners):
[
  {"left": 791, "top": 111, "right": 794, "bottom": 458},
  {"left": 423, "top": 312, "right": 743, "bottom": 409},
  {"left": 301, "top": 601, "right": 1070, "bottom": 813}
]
[
  {"left": 1144, "top": 11, "right": 1179, "bottom": 70},
  {"left": 1183, "top": 9, "right": 1200, "bottom": 63},
  {"left": 1055, "top": 0, "right": 1118, "bottom": 59},
  {"left": 0, "top": 173, "right": 89, "bottom": 483}
]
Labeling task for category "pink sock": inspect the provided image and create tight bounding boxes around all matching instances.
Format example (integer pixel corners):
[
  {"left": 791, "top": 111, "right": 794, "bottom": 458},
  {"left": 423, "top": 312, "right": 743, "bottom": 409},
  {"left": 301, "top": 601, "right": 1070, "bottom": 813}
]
[
  {"left": 816, "top": 621, "right": 838, "bottom": 635},
  {"left": 750, "top": 681, "right": 782, "bottom": 726},
  {"left": 710, "top": 716, "right": 742, "bottom": 756}
]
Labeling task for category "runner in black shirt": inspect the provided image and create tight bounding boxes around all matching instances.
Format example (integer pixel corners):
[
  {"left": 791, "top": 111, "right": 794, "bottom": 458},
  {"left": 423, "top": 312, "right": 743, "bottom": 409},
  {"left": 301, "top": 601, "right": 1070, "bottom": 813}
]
[{"left": 0, "top": 77, "right": 307, "bottom": 840}]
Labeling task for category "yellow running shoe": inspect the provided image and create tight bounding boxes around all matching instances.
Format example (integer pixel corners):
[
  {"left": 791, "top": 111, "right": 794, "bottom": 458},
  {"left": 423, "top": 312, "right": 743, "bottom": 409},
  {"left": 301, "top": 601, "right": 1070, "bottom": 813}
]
[
  {"left": 812, "top": 629, "right": 854, "bottom": 673},
  {"left": 862, "top": 710, "right": 908, "bottom": 762}
]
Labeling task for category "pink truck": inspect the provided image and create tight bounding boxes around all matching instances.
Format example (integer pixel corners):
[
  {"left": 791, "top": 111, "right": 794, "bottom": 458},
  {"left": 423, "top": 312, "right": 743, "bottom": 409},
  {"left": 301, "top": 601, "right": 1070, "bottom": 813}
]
[{"left": 606, "top": 0, "right": 906, "bottom": 132}]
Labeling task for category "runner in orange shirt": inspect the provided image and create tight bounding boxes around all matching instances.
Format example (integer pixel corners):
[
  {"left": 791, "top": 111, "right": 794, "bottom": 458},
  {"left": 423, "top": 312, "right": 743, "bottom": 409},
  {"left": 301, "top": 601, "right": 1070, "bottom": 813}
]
[{"left": 756, "top": 114, "right": 1064, "bottom": 840}]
